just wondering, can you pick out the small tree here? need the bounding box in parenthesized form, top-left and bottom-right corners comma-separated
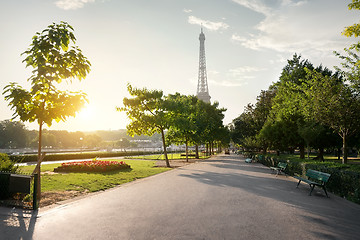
(165, 93, 199, 162)
(3, 22, 91, 200)
(118, 84, 171, 167)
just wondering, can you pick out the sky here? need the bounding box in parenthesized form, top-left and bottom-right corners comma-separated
(0, 0, 358, 132)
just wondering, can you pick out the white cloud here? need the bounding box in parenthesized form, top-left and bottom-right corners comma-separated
(231, 0, 354, 57)
(229, 66, 266, 75)
(231, 0, 271, 16)
(55, 0, 95, 10)
(208, 66, 265, 87)
(281, 0, 307, 7)
(183, 8, 192, 13)
(210, 79, 249, 87)
(188, 16, 229, 31)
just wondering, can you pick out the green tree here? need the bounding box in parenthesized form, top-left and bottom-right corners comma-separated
(343, 0, 360, 37)
(118, 84, 171, 167)
(336, 1, 360, 90)
(0, 120, 27, 148)
(231, 88, 275, 152)
(302, 69, 360, 164)
(3, 22, 91, 200)
(268, 54, 316, 158)
(267, 54, 334, 158)
(165, 93, 199, 162)
(196, 100, 226, 155)
(84, 134, 103, 148)
(297, 120, 339, 160)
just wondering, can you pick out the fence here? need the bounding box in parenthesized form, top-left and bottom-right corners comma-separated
(0, 172, 38, 210)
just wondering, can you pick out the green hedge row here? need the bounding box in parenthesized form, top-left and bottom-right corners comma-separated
(248, 153, 360, 204)
(8, 151, 160, 163)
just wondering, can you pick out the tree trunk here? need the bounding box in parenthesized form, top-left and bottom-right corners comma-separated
(307, 144, 310, 159)
(337, 147, 341, 161)
(185, 138, 189, 163)
(342, 133, 348, 164)
(262, 146, 267, 155)
(299, 145, 305, 159)
(160, 128, 170, 167)
(195, 145, 199, 159)
(36, 121, 43, 201)
(319, 147, 324, 161)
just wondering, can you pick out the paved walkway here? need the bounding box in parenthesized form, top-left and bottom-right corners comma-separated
(1, 154, 360, 239)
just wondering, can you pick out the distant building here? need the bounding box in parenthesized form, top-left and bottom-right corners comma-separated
(196, 28, 211, 103)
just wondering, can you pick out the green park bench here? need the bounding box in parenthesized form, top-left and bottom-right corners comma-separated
(270, 162, 287, 176)
(294, 169, 331, 197)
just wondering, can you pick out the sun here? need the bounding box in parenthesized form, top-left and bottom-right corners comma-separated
(78, 104, 94, 119)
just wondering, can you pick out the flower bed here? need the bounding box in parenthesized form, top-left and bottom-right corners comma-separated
(54, 159, 131, 173)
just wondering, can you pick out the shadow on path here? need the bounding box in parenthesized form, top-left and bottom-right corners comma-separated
(179, 154, 360, 240)
(0, 207, 37, 240)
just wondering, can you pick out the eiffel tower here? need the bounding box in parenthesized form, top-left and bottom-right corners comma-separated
(196, 28, 211, 103)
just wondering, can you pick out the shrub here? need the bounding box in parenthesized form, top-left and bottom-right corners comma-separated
(255, 154, 360, 204)
(0, 153, 19, 173)
(9, 151, 160, 163)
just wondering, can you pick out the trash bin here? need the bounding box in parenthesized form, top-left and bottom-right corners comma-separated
(0, 172, 10, 199)
(9, 174, 31, 194)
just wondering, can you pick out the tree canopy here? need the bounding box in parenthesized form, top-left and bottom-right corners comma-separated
(3, 21, 91, 200)
(118, 84, 171, 167)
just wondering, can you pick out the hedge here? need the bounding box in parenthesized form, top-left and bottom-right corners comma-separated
(8, 151, 161, 163)
(253, 154, 360, 204)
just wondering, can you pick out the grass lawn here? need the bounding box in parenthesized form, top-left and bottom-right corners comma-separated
(19, 159, 170, 193)
(129, 153, 210, 160)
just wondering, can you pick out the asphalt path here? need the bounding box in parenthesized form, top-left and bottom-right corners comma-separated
(1, 154, 360, 240)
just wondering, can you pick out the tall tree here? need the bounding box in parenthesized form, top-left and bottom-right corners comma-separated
(165, 93, 199, 162)
(231, 87, 275, 152)
(267, 54, 334, 158)
(118, 84, 171, 167)
(3, 22, 91, 200)
(0, 120, 27, 148)
(302, 69, 360, 164)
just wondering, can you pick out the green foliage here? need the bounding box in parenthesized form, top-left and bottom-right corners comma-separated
(9, 151, 160, 163)
(254, 154, 360, 203)
(302, 69, 360, 163)
(0, 120, 27, 148)
(118, 84, 170, 166)
(264, 55, 335, 158)
(343, 0, 360, 37)
(119, 84, 228, 164)
(165, 93, 199, 147)
(0, 153, 19, 173)
(231, 88, 275, 150)
(3, 22, 91, 127)
(119, 84, 167, 137)
(335, 43, 360, 90)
